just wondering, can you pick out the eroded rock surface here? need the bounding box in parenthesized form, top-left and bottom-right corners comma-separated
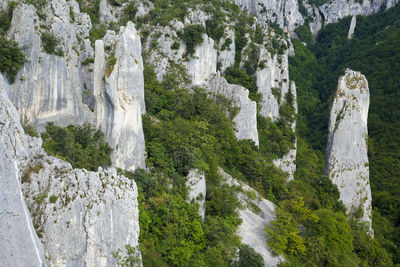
(220, 168, 283, 266)
(186, 169, 206, 220)
(325, 69, 372, 232)
(0, 74, 46, 267)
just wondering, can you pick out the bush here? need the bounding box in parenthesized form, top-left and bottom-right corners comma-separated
(182, 24, 205, 56)
(41, 122, 112, 171)
(41, 32, 63, 56)
(235, 244, 264, 267)
(0, 36, 25, 83)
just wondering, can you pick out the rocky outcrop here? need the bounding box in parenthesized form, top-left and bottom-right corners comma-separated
(319, 0, 399, 25)
(208, 74, 259, 146)
(21, 137, 141, 266)
(94, 22, 146, 171)
(5, 1, 146, 171)
(218, 28, 236, 72)
(6, 2, 93, 129)
(325, 69, 372, 232)
(0, 74, 46, 267)
(186, 169, 206, 221)
(0, 72, 142, 266)
(257, 47, 291, 121)
(187, 34, 218, 86)
(347, 16, 357, 39)
(220, 168, 283, 266)
(232, 0, 304, 33)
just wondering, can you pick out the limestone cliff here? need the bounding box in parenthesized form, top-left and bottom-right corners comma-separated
(0, 73, 141, 266)
(4, 0, 146, 171)
(220, 169, 284, 266)
(0, 74, 46, 267)
(325, 69, 372, 232)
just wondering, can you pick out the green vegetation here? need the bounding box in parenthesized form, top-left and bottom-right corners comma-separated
(41, 122, 112, 171)
(286, 3, 400, 265)
(234, 244, 264, 267)
(130, 62, 291, 265)
(22, 123, 39, 138)
(0, 36, 25, 83)
(41, 32, 64, 56)
(182, 24, 206, 56)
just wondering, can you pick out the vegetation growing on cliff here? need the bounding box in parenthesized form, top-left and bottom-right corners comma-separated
(41, 123, 112, 171)
(289, 3, 400, 264)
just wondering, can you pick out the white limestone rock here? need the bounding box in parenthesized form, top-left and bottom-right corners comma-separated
(21, 137, 141, 266)
(218, 28, 236, 72)
(187, 34, 218, 86)
(208, 74, 259, 146)
(319, 0, 399, 25)
(325, 69, 372, 233)
(220, 168, 283, 267)
(233, 0, 304, 33)
(257, 47, 291, 121)
(0, 74, 46, 267)
(348, 15, 357, 39)
(273, 82, 298, 181)
(186, 169, 206, 221)
(6, 2, 93, 129)
(145, 21, 186, 81)
(94, 22, 146, 171)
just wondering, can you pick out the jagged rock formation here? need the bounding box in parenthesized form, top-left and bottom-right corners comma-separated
(187, 34, 218, 86)
(319, 0, 399, 25)
(347, 15, 357, 39)
(0, 73, 141, 266)
(0, 74, 46, 267)
(21, 137, 141, 266)
(233, 0, 304, 32)
(220, 168, 283, 266)
(94, 22, 146, 171)
(4, 1, 146, 171)
(325, 69, 372, 232)
(186, 169, 206, 220)
(208, 74, 259, 146)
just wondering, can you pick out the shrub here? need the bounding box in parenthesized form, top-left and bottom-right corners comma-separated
(41, 122, 112, 171)
(22, 123, 39, 138)
(0, 36, 25, 83)
(182, 24, 205, 56)
(235, 244, 264, 267)
(41, 32, 63, 56)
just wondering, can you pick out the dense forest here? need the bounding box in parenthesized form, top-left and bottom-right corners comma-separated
(291, 3, 400, 264)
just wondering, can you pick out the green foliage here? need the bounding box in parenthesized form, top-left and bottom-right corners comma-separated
(234, 244, 264, 267)
(182, 24, 206, 56)
(120, 2, 137, 26)
(289, 4, 400, 264)
(76, 0, 101, 25)
(22, 162, 43, 183)
(49, 195, 58, 203)
(41, 32, 64, 56)
(41, 122, 112, 171)
(0, 1, 16, 35)
(223, 67, 260, 102)
(206, 14, 225, 43)
(89, 24, 107, 45)
(139, 62, 289, 264)
(295, 25, 313, 46)
(22, 123, 39, 138)
(0, 36, 25, 83)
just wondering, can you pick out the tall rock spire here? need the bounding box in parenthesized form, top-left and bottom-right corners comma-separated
(325, 69, 373, 234)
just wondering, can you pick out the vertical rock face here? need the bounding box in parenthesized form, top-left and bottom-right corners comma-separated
(21, 137, 141, 267)
(94, 22, 146, 171)
(6, 2, 93, 129)
(233, 0, 304, 32)
(347, 16, 357, 39)
(257, 48, 291, 121)
(319, 0, 399, 25)
(0, 75, 45, 267)
(5, 1, 146, 171)
(220, 169, 283, 266)
(325, 69, 372, 232)
(208, 74, 259, 146)
(187, 34, 218, 86)
(186, 169, 206, 221)
(218, 28, 236, 73)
